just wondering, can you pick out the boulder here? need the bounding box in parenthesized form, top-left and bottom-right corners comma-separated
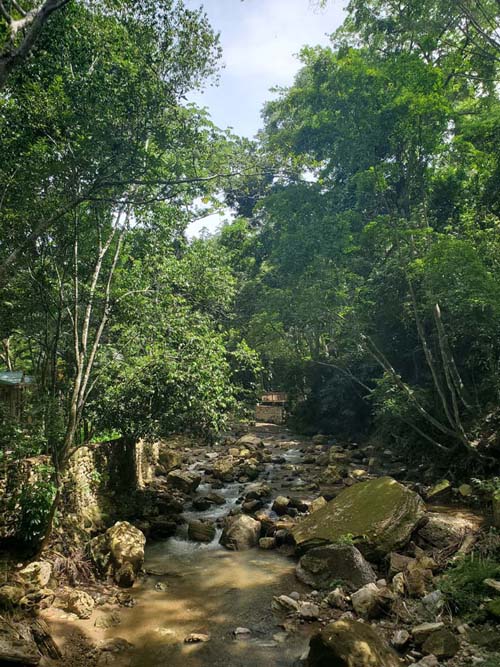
(220, 515, 261, 550)
(212, 457, 237, 482)
(157, 447, 182, 473)
(245, 483, 272, 501)
(351, 582, 392, 619)
(296, 544, 376, 591)
(319, 465, 344, 485)
(307, 619, 402, 667)
(236, 434, 263, 448)
(272, 496, 290, 516)
(417, 512, 480, 550)
(167, 470, 201, 493)
(107, 521, 146, 586)
(292, 477, 425, 559)
(205, 491, 226, 505)
(188, 520, 216, 543)
(66, 589, 95, 619)
(18, 561, 52, 589)
(240, 460, 260, 480)
(422, 629, 459, 658)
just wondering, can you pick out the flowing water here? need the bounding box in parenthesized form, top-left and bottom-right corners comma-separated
(46, 430, 314, 667)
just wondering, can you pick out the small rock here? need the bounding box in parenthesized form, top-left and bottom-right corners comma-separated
(325, 587, 347, 609)
(351, 583, 386, 618)
(426, 480, 452, 500)
(94, 612, 121, 629)
(272, 496, 290, 516)
(259, 537, 276, 550)
(272, 595, 299, 612)
(422, 589, 444, 615)
(184, 633, 210, 643)
(297, 601, 320, 620)
(391, 629, 411, 649)
(458, 483, 472, 497)
(392, 572, 406, 596)
(66, 589, 95, 619)
(234, 627, 251, 637)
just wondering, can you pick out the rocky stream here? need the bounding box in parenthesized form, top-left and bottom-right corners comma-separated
(1, 423, 498, 667)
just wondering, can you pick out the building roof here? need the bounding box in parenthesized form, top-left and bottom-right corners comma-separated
(0, 371, 34, 386)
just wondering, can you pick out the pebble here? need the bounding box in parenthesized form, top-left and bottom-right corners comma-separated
(234, 627, 251, 637)
(184, 633, 210, 643)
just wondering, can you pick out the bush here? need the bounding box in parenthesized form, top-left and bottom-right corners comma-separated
(16, 464, 57, 549)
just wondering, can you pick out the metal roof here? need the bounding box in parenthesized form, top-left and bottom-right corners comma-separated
(0, 371, 34, 386)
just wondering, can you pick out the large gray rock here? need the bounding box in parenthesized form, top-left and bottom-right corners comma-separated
(167, 470, 201, 493)
(220, 515, 261, 550)
(296, 544, 376, 590)
(307, 619, 402, 667)
(292, 476, 425, 559)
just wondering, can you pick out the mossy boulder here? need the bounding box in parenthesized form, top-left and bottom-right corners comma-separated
(307, 619, 402, 667)
(292, 476, 425, 559)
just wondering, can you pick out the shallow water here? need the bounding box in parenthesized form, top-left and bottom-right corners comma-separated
(46, 429, 313, 666)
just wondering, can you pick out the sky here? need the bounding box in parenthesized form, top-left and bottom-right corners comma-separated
(184, 0, 346, 237)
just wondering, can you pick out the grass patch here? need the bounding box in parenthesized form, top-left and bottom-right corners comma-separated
(439, 556, 500, 620)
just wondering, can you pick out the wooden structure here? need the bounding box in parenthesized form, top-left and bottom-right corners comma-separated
(255, 391, 288, 424)
(0, 371, 34, 420)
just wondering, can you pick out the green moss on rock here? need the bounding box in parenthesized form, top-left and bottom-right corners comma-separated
(292, 476, 425, 560)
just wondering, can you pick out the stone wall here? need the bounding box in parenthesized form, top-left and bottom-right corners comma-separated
(0, 438, 163, 541)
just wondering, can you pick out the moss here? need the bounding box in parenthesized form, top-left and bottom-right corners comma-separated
(292, 476, 425, 559)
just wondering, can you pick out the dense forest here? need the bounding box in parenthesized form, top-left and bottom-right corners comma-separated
(1, 1, 500, 666)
